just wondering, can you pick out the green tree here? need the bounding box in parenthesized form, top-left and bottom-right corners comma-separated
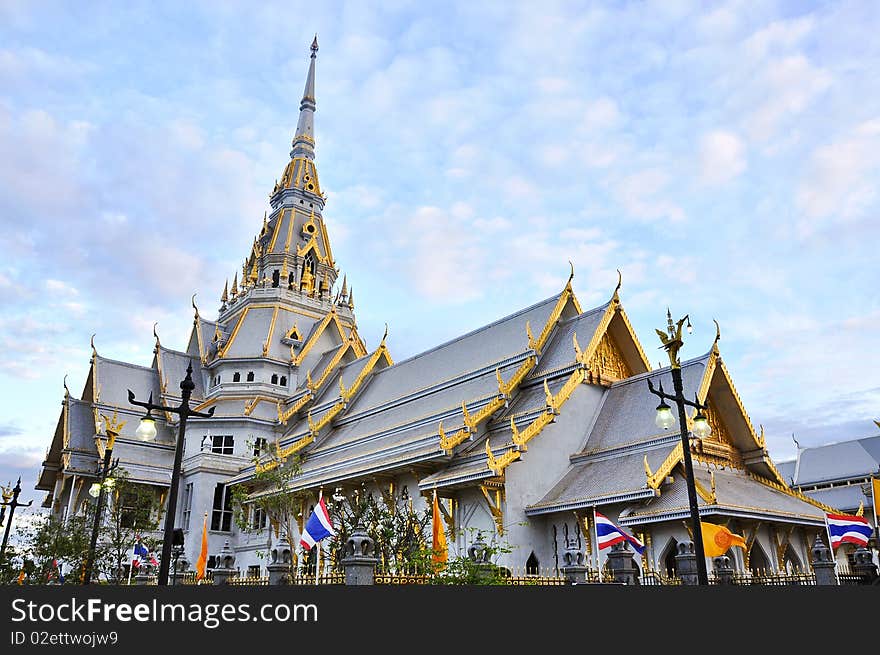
(326, 483, 432, 575)
(231, 440, 304, 579)
(100, 470, 161, 583)
(21, 512, 93, 584)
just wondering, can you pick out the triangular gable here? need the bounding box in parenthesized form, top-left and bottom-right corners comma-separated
(694, 343, 786, 485)
(577, 292, 651, 382)
(293, 308, 349, 366)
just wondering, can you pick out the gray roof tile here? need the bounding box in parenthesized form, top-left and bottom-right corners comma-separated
(792, 436, 880, 486)
(581, 355, 709, 455)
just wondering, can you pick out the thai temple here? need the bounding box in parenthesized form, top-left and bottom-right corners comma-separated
(35, 39, 839, 579)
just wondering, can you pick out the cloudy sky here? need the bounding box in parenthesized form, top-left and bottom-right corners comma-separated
(1, 1, 878, 509)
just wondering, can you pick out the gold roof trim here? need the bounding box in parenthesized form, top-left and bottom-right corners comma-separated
(268, 209, 286, 252)
(293, 310, 347, 366)
(645, 442, 683, 490)
(748, 471, 838, 513)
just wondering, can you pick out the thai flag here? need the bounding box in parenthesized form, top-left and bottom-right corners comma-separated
(595, 511, 645, 554)
(300, 496, 335, 551)
(132, 540, 152, 568)
(825, 513, 872, 549)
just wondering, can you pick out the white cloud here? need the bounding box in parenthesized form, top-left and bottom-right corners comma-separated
(699, 130, 746, 185)
(612, 169, 685, 223)
(795, 118, 880, 233)
(745, 55, 831, 143)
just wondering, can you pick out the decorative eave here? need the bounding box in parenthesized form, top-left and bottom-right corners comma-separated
(524, 488, 658, 516)
(618, 505, 827, 528)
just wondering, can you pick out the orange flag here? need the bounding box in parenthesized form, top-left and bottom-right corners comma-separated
(432, 490, 447, 567)
(17, 569, 25, 585)
(701, 521, 747, 558)
(195, 513, 209, 581)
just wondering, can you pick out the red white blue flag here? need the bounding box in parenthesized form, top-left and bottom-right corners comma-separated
(825, 513, 872, 549)
(595, 511, 645, 554)
(300, 496, 335, 551)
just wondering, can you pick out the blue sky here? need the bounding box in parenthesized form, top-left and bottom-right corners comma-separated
(1, 1, 879, 508)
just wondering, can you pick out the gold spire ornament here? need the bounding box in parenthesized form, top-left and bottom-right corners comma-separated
(230, 272, 238, 297)
(221, 280, 229, 304)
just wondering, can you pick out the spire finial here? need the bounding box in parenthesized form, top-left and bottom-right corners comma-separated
(712, 319, 721, 347)
(612, 268, 622, 302)
(191, 293, 200, 320)
(291, 36, 318, 161)
(90, 334, 98, 360)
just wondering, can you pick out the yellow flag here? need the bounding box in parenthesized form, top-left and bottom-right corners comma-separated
(431, 490, 447, 567)
(195, 513, 209, 581)
(701, 521, 747, 558)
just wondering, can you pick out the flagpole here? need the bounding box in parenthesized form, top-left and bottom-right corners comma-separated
(871, 474, 879, 562)
(823, 516, 840, 584)
(315, 488, 322, 585)
(592, 505, 601, 575)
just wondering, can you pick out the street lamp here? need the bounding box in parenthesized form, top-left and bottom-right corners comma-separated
(83, 412, 124, 585)
(128, 360, 215, 586)
(1, 478, 34, 561)
(647, 309, 711, 585)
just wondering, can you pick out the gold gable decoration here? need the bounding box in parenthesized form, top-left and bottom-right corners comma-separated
(587, 331, 632, 382)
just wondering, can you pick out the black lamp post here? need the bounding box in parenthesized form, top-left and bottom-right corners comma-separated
(128, 360, 215, 586)
(647, 309, 712, 586)
(83, 413, 124, 585)
(1, 477, 33, 561)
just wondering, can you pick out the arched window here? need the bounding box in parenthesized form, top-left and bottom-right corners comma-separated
(782, 544, 802, 572)
(280, 376, 287, 386)
(525, 552, 539, 576)
(271, 374, 278, 385)
(246, 372, 255, 382)
(660, 538, 679, 577)
(233, 372, 241, 382)
(303, 252, 316, 277)
(749, 541, 770, 574)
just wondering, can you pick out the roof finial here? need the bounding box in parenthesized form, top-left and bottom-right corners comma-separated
(791, 433, 801, 450)
(192, 293, 200, 320)
(567, 260, 574, 286)
(712, 318, 721, 348)
(380, 323, 388, 347)
(153, 322, 161, 350)
(612, 268, 622, 302)
(90, 334, 98, 360)
(291, 35, 318, 160)
(63, 374, 70, 398)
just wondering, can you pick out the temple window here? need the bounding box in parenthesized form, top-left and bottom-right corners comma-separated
(246, 371, 255, 382)
(233, 372, 241, 382)
(252, 437, 267, 457)
(526, 552, 539, 575)
(209, 435, 234, 455)
(280, 376, 287, 386)
(272, 270, 280, 288)
(210, 483, 233, 532)
(271, 374, 278, 384)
